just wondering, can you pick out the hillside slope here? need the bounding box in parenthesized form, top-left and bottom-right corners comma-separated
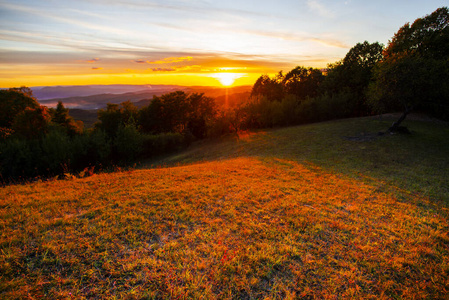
(154, 114, 449, 204)
(1, 116, 448, 299)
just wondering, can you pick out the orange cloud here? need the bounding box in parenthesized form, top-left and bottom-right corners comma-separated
(175, 65, 202, 71)
(91, 67, 103, 70)
(86, 58, 100, 63)
(147, 56, 193, 64)
(150, 67, 176, 72)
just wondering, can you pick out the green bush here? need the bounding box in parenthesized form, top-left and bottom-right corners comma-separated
(0, 138, 40, 180)
(84, 130, 111, 166)
(142, 133, 186, 157)
(114, 124, 144, 162)
(40, 129, 74, 174)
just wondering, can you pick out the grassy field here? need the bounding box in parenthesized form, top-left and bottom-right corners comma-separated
(1, 115, 448, 299)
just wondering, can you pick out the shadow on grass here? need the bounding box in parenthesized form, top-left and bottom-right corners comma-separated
(145, 115, 449, 204)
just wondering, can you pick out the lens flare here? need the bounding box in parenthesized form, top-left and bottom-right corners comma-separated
(213, 73, 240, 86)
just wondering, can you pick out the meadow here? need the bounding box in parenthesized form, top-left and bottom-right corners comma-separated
(1, 115, 448, 299)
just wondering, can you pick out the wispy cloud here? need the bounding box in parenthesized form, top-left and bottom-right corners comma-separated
(82, 0, 270, 19)
(91, 67, 103, 70)
(306, 0, 334, 18)
(147, 56, 193, 64)
(86, 58, 100, 63)
(0, 2, 132, 36)
(310, 37, 348, 48)
(240, 29, 348, 48)
(150, 67, 176, 72)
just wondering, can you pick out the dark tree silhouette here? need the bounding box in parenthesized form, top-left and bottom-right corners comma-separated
(282, 66, 324, 100)
(96, 101, 138, 139)
(250, 73, 285, 102)
(51, 101, 83, 136)
(12, 106, 51, 139)
(0, 87, 40, 129)
(322, 41, 384, 116)
(369, 7, 449, 131)
(139, 91, 215, 138)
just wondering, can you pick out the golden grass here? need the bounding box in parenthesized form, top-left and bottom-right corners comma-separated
(1, 156, 448, 299)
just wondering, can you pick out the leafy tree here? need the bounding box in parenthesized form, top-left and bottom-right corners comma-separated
(120, 100, 139, 125)
(282, 66, 324, 100)
(139, 91, 216, 138)
(96, 101, 138, 139)
(186, 92, 216, 138)
(12, 106, 51, 139)
(384, 7, 449, 60)
(96, 103, 122, 138)
(51, 101, 83, 136)
(322, 41, 384, 116)
(369, 7, 449, 131)
(250, 72, 285, 102)
(114, 123, 144, 162)
(0, 87, 39, 129)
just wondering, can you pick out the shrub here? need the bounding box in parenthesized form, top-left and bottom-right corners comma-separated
(40, 129, 74, 174)
(84, 130, 111, 166)
(0, 138, 41, 180)
(114, 124, 144, 162)
(142, 133, 186, 157)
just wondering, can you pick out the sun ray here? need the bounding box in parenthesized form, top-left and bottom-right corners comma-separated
(213, 73, 241, 87)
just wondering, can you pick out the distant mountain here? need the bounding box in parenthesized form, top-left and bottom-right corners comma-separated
(32, 84, 177, 100)
(38, 90, 175, 110)
(35, 84, 252, 110)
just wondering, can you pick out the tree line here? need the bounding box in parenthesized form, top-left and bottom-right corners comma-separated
(244, 7, 448, 130)
(1, 7, 448, 182)
(0, 88, 219, 181)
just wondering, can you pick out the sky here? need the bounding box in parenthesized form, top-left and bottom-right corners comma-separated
(0, 0, 447, 87)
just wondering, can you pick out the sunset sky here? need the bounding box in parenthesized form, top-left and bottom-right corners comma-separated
(0, 0, 447, 87)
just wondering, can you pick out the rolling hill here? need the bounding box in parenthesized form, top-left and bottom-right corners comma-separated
(1, 115, 448, 299)
(35, 85, 252, 110)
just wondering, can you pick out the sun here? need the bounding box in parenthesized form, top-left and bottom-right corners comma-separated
(213, 73, 240, 87)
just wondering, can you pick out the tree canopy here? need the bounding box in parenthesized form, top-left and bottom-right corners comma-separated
(0, 87, 40, 129)
(369, 7, 449, 129)
(384, 7, 449, 60)
(138, 91, 216, 138)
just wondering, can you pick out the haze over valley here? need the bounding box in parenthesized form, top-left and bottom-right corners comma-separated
(32, 84, 252, 110)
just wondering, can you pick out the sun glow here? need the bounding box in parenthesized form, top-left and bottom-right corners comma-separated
(213, 73, 241, 87)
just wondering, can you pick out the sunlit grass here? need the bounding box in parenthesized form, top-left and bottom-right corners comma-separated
(1, 115, 448, 298)
(159, 115, 449, 204)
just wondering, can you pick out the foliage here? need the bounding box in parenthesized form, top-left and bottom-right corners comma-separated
(40, 129, 75, 174)
(206, 109, 240, 138)
(0, 87, 39, 129)
(369, 7, 449, 127)
(0, 127, 111, 181)
(12, 106, 52, 139)
(282, 66, 324, 100)
(113, 123, 144, 162)
(50, 101, 83, 136)
(251, 68, 324, 103)
(369, 56, 449, 116)
(0, 138, 41, 179)
(138, 91, 216, 139)
(96, 101, 139, 139)
(322, 41, 384, 116)
(79, 129, 111, 167)
(142, 132, 187, 157)
(250, 73, 285, 102)
(384, 7, 449, 60)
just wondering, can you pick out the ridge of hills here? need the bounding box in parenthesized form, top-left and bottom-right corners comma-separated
(34, 84, 252, 109)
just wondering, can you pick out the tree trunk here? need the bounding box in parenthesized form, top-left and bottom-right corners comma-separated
(389, 105, 413, 133)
